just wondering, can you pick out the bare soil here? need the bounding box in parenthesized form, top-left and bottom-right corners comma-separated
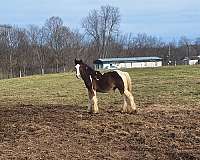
(0, 104, 200, 160)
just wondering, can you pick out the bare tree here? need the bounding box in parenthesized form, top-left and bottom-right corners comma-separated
(28, 25, 49, 75)
(194, 37, 200, 56)
(6, 26, 19, 78)
(0, 25, 12, 78)
(64, 29, 86, 70)
(15, 28, 29, 77)
(82, 5, 120, 58)
(2, 10, 200, 80)
(178, 36, 193, 58)
(45, 16, 72, 72)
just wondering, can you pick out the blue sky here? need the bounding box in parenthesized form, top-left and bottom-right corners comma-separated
(1, 0, 200, 41)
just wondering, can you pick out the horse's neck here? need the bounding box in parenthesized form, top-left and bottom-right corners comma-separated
(82, 69, 93, 86)
(88, 65, 95, 74)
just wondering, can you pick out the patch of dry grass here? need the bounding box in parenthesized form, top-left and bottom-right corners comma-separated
(0, 65, 199, 109)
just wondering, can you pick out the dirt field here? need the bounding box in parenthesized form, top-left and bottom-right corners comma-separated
(0, 104, 199, 160)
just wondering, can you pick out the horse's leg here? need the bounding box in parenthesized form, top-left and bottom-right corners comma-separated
(87, 90, 93, 113)
(124, 90, 136, 113)
(121, 94, 128, 113)
(88, 90, 99, 113)
(92, 90, 99, 113)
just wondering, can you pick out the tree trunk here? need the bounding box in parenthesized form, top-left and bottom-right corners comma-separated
(19, 69, 22, 78)
(23, 66, 26, 77)
(9, 54, 13, 78)
(56, 63, 59, 73)
(41, 68, 44, 75)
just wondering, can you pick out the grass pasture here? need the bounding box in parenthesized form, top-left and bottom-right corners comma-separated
(0, 65, 200, 159)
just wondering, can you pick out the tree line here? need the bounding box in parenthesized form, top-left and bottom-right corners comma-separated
(0, 5, 200, 79)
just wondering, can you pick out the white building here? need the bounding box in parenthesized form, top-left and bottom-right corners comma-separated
(94, 57, 162, 70)
(183, 56, 200, 65)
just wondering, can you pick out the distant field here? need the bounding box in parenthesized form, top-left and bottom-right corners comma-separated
(0, 65, 199, 108)
(0, 65, 200, 159)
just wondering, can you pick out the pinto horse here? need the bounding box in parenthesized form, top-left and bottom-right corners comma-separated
(74, 59, 136, 113)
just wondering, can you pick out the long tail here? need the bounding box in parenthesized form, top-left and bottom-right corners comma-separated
(124, 72, 132, 92)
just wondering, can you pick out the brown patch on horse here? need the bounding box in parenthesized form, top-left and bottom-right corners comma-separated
(92, 71, 125, 94)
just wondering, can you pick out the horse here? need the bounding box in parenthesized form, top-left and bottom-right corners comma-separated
(74, 59, 136, 114)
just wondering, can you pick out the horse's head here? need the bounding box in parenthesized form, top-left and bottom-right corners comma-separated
(75, 58, 100, 81)
(74, 58, 83, 79)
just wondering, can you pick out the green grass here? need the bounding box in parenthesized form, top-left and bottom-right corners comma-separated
(0, 65, 200, 108)
(130, 65, 200, 107)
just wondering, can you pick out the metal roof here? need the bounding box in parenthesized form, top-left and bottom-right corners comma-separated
(94, 56, 162, 63)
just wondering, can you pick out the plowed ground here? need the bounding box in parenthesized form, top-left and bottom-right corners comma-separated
(0, 104, 199, 160)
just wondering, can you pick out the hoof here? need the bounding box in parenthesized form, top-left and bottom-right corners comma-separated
(93, 110, 99, 114)
(121, 109, 128, 113)
(87, 110, 99, 114)
(128, 109, 137, 114)
(121, 108, 137, 114)
(87, 110, 92, 113)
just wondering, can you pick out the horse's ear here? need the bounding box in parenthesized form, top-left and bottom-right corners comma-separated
(74, 58, 83, 64)
(75, 58, 80, 64)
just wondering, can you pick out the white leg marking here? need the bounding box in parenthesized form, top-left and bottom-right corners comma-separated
(92, 90, 99, 113)
(124, 90, 136, 111)
(122, 94, 128, 113)
(88, 90, 98, 113)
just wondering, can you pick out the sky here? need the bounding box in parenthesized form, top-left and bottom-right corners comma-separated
(0, 0, 200, 42)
